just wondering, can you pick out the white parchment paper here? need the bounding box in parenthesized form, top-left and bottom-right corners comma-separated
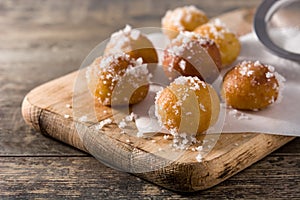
(135, 32, 300, 137)
(222, 32, 300, 136)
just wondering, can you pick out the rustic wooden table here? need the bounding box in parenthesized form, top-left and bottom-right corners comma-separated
(1, 0, 299, 199)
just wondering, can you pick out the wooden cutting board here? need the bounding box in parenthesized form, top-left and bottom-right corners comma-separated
(21, 9, 295, 192)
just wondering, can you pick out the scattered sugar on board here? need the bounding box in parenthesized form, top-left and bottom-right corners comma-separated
(179, 60, 186, 71)
(94, 118, 113, 130)
(125, 112, 137, 121)
(196, 153, 203, 162)
(196, 146, 203, 151)
(118, 121, 127, 129)
(169, 131, 199, 150)
(136, 131, 144, 137)
(163, 134, 170, 140)
(115, 112, 139, 134)
(64, 114, 70, 119)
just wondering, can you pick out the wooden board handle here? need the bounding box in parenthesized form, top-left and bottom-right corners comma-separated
(22, 95, 88, 152)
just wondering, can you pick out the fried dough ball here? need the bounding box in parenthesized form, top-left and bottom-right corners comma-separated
(163, 31, 222, 81)
(104, 25, 158, 64)
(194, 20, 240, 66)
(222, 61, 285, 110)
(155, 76, 220, 137)
(86, 53, 150, 106)
(161, 5, 209, 40)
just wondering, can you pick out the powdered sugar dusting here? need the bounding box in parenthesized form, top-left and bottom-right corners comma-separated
(169, 130, 198, 150)
(239, 60, 255, 77)
(198, 19, 234, 41)
(107, 25, 143, 54)
(239, 61, 285, 105)
(169, 31, 213, 56)
(163, 134, 170, 140)
(196, 153, 203, 162)
(154, 76, 209, 145)
(162, 5, 207, 31)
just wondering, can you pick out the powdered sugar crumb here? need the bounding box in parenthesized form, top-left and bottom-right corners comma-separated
(199, 103, 206, 112)
(228, 109, 251, 120)
(168, 31, 213, 58)
(186, 112, 192, 116)
(162, 5, 207, 31)
(107, 25, 143, 55)
(179, 60, 186, 71)
(196, 145, 203, 151)
(64, 114, 70, 119)
(94, 118, 113, 130)
(196, 153, 203, 162)
(163, 134, 170, 140)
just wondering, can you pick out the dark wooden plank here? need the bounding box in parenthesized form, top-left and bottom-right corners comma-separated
(0, 156, 299, 199)
(273, 137, 300, 155)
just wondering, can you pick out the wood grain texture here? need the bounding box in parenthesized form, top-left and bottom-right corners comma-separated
(0, 156, 299, 199)
(21, 8, 295, 192)
(1, 0, 299, 198)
